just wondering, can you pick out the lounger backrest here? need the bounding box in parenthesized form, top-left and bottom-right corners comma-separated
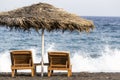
(48, 51, 70, 68)
(10, 50, 33, 67)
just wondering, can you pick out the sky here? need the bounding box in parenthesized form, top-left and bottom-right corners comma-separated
(0, 0, 120, 17)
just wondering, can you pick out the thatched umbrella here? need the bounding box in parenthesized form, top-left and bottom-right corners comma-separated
(0, 2, 94, 76)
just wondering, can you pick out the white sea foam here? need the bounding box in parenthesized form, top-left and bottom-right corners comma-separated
(0, 45, 120, 73)
(0, 51, 11, 72)
(72, 46, 120, 72)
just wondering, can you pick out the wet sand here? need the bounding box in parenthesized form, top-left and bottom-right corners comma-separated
(1, 72, 120, 80)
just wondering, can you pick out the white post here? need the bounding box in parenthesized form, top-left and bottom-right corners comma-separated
(41, 29, 44, 77)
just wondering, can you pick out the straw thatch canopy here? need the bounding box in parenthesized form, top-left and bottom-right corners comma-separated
(0, 2, 94, 32)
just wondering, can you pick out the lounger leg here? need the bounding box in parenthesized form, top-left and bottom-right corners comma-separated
(48, 70, 51, 77)
(12, 69, 15, 77)
(51, 70, 53, 75)
(31, 68, 34, 77)
(34, 66, 36, 75)
(68, 70, 71, 77)
(70, 70, 72, 76)
(15, 69, 17, 75)
(70, 65, 72, 76)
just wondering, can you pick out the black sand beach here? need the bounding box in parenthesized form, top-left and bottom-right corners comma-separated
(1, 72, 120, 80)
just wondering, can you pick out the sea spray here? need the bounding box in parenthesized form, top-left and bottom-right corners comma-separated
(72, 46, 120, 72)
(0, 51, 11, 72)
(0, 45, 120, 72)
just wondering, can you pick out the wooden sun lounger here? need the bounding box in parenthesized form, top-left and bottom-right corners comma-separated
(10, 50, 35, 77)
(48, 51, 72, 77)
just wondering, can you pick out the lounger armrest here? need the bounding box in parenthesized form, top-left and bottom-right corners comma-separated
(50, 57, 52, 67)
(29, 59, 32, 66)
(70, 64, 72, 68)
(66, 61, 68, 68)
(13, 58, 15, 65)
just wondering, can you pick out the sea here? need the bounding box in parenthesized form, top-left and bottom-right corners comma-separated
(0, 16, 120, 72)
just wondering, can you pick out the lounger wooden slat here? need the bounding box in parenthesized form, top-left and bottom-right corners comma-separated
(10, 50, 35, 77)
(48, 51, 72, 77)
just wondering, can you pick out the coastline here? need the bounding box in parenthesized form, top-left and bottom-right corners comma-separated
(1, 72, 120, 80)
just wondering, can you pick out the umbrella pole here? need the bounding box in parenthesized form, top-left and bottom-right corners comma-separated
(41, 29, 44, 77)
